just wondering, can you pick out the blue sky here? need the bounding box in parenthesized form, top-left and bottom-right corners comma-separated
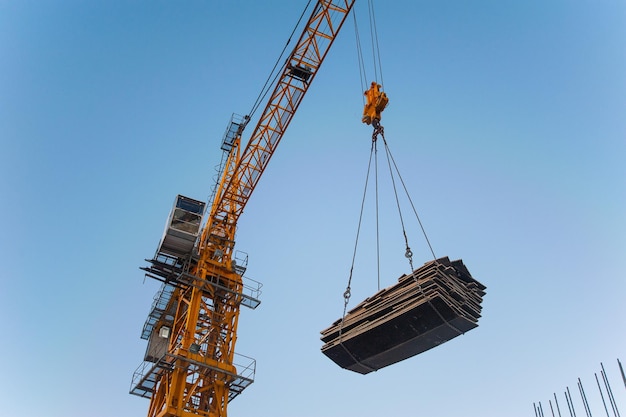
(1, 1, 625, 417)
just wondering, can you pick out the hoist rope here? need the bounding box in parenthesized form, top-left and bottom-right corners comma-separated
(367, 0, 385, 88)
(247, 0, 313, 119)
(338, 130, 459, 369)
(380, 135, 437, 260)
(342, 128, 438, 311)
(353, 0, 385, 101)
(380, 134, 414, 271)
(379, 131, 462, 337)
(341, 140, 377, 319)
(342, 0, 395, 313)
(338, 140, 378, 374)
(337, 1, 454, 362)
(351, 8, 368, 98)
(374, 138, 381, 290)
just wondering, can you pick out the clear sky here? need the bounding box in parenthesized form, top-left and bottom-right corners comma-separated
(1, 1, 625, 417)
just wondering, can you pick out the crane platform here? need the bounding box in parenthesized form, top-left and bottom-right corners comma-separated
(320, 257, 486, 374)
(130, 347, 256, 402)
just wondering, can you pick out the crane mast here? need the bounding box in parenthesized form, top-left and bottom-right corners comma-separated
(131, 2, 355, 417)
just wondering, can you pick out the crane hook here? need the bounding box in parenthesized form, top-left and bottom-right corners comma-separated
(361, 82, 388, 142)
(371, 118, 384, 142)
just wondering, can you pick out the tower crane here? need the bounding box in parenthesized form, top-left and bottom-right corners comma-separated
(131, 0, 487, 413)
(130, 1, 356, 416)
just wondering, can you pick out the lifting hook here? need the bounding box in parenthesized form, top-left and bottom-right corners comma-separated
(371, 118, 384, 142)
(361, 81, 389, 142)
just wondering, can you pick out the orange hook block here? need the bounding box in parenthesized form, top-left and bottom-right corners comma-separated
(361, 81, 389, 125)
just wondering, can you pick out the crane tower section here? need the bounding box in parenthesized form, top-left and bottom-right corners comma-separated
(130, 2, 355, 417)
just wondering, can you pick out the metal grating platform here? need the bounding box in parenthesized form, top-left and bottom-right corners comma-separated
(320, 257, 486, 374)
(130, 348, 256, 401)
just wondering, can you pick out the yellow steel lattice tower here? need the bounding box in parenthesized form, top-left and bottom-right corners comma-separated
(131, 2, 355, 416)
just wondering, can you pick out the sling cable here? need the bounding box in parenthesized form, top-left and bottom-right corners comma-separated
(319, 0, 486, 375)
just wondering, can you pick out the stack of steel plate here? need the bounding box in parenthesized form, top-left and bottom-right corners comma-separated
(320, 257, 486, 374)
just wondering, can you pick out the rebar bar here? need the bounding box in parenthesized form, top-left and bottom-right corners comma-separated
(567, 386, 578, 417)
(602, 363, 621, 417)
(578, 378, 592, 417)
(618, 359, 626, 391)
(555, 392, 563, 417)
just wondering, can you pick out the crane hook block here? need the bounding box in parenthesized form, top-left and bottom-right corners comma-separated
(361, 81, 389, 125)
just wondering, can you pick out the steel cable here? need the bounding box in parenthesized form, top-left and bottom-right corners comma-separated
(247, 1, 313, 119)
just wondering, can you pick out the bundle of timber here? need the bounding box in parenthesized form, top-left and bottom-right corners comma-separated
(320, 257, 486, 374)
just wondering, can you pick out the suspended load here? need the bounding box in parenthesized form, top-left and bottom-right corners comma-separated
(320, 257, 486, 374)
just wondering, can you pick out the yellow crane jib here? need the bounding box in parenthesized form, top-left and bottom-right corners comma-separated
(361, 81, 389, 127)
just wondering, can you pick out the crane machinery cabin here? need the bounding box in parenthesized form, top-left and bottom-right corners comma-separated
(130, 1, 486, 416)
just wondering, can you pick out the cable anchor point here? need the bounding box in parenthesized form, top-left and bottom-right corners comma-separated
(405, 246, 414, 271)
